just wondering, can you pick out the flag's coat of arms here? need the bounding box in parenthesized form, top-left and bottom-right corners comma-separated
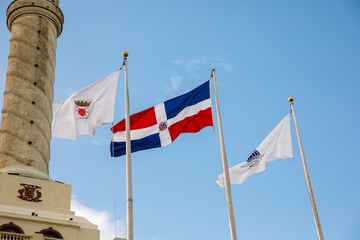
(159, 122, 167, 131)
(216, 113, 293, 187)
(111, 81, 213, 157)
(243, 150, 262, 168)
(74, 100, 91, 118)
(53, 70, 120, 140)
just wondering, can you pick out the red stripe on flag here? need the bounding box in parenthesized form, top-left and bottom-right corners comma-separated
(168, 108, 213, 142)
(112, 107, 157, 133)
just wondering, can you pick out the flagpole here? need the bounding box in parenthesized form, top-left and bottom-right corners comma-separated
(124, 51, 134, 240)
(212, 69, 238, 240)
(289, 97, 324, 240)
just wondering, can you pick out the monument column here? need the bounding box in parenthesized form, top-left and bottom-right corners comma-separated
(0, 0, 64, 179)
(0, 3, 100, 240)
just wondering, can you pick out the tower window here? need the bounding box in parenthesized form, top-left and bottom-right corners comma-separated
(0, 222, 24, 234)
(39, 228, 63, 239)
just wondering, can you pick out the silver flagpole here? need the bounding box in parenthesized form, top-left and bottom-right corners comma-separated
(124, 51, 134, 240)
(212, 69, 238, 240)
(289, 97, 324, 240)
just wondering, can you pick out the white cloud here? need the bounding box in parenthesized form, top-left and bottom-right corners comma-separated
(163, 57, 231, 98)
(90, 137, 107, 146)
(169, 75, 182, 92)
(183, 59, 203, 72)
(171, 59, 204, 72)
(171, 57, 233, 74)
(71, 196, 126, 240)
(218, 62, 233, 71)
(171, 60, 183, 66)
(163, 71, 183, 95)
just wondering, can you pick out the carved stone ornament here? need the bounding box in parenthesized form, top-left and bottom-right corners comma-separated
(18, 183, 42, 202)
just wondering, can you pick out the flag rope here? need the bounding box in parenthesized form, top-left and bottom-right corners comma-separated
(289, 108, 295, 163)
(209, 72, 225, 178)
(111, 122, 117, 238)
(111, 65, 124, 238)
(209, 72, 216, 127)
(213, 126, 224, 178)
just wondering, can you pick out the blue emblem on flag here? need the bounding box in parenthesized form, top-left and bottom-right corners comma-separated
(244, 150, 262, 168)
(247, 150, 261, 163)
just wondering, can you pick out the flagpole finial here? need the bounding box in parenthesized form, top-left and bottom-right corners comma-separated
(288, 96, 294, 102)
(123, 51, 129, 58)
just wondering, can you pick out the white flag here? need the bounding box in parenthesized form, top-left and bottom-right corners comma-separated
(52, 70, 120, 140)
(216, 113, 293, 187)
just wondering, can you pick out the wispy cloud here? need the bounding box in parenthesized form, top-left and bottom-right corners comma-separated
(171, 59, 203, 72)
(218, 62, 233, 72)
(171, 57, 233, 74)
(171, 60, 183, 66)
(163, 71, 183, 95)
(90, 137, 108, 146)
(168, 75, 182, 93)
(161, 57, 231, 100)
(71, 196, 126, 240)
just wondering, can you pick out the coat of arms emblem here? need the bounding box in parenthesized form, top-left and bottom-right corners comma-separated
(18, 184, 42, 202)
(159, 122, 167, 131)
(74, 100, 91, 118)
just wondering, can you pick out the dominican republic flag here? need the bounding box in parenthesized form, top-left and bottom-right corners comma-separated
(110, 81, 213, 157)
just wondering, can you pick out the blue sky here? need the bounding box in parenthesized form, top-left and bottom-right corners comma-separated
(0, 0, 359, 239)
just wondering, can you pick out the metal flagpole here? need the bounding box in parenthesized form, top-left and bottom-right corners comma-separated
(289, 97, 324, 240)
(111, 123, 117, 238)
(124, 51, 134, 240)
(212, 69, 238, 240)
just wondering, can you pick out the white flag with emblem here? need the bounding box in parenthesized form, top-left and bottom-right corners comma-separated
(52, 70, 120, 140)
(216, 113, 293, 187)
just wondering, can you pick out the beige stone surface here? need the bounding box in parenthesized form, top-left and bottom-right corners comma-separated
(0, 0, 64, 176)
(0, 174, 99, 240)
(0, 173, 70, 212)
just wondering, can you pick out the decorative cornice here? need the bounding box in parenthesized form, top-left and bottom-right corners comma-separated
(7, 0, 64, 37)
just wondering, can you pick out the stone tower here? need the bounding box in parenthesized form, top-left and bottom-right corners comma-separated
(0, 1, 100, 239)
(0, 0, 63, 179)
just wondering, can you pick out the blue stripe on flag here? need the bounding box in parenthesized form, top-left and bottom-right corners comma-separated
(110, 133, 161, 157)
(164, 81, 210, 119)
